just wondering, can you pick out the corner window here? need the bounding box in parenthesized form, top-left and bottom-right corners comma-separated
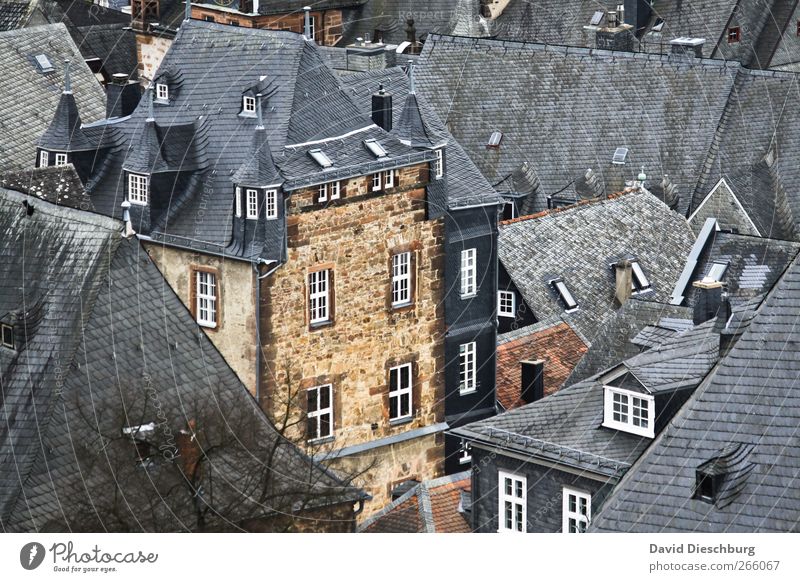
(242, 95, 256, 114)
(128, 173, 149, 205)
(266, 189, 278, 220)
(371, 173, 382, 192)
(728, 26, 741, 43)
(391, 251, 412, 308)
(460, 248, 477, 298)
(498, 290, 515, 317)
(389, 362, 413, 422)
(194, 270, 218, 328)
(55, 153, 68, 166)
(235, 187, 242, 218)
(383, 169, 395, 189)
(155, 83, 168, 101)
(498, 471, 526, 533)
(602, 386, 655, 438)
(1, 323, 14, 349)
(308, 269, 332, 325)
(459, 342, 476, 394)
(562, 487, 591, 533)
(433, 148, 444, 179)
(307, 384, 333, 441)
(39, 150, 49, 167)
(246, 188, 259, 219)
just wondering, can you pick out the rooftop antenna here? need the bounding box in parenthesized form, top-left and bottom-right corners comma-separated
(63, 59, 71, 94)
(184, 0, 191, 22)
(303, 6, 312, 40)
(407, 60, 415, 94)
(256, 93, 264, 129)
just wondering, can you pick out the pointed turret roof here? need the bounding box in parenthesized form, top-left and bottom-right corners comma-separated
(392, 62, 446, 149)
(38, 60, 94, 153)
(232, 94, 282, 187)
(122, 88, 168, 174)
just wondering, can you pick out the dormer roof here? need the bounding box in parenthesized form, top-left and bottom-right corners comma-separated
(232, 97, 282, 188)
(37, 60, 94, 153)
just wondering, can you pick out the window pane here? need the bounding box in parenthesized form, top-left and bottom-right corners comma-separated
(320, 412, 331, 438)
(320, 385, 331, 409)
(307, 388, 318, 413)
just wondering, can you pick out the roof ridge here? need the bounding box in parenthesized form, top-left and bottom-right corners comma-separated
(499, 188, 635, 226)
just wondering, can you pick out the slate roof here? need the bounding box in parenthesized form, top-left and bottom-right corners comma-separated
(340, 0, 456, 45)
(358, 471, 471, 533)
(0, 164, 93, 210)
(0, 0, 37, 31)
(498, 190, 695, 343)
(566, 298, 693, 385)
(496, 321, 588, 410)
(338, 65, 502, 209)
(0, 187, 363, 532)
(591, 254, 800, 532)
(0, 23, 107, 171)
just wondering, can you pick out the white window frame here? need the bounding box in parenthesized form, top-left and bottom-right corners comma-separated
(433, 148, 444, 179)
(330, 181, 341, 200)
(235, 186, 242, 218)
(459, 341, 476, 394)
(391, 251, 412, 308)
(630, 260, 651, 293)
(498, 471, 526, 533)
(460, 248, 477, 298)
(308, 269, 331, 325)
(39, 150, 49, 166)
(551, 279, 578, 312)
(156, 83, 169, 101)
(128, 173, 149, 205)
(243, 95, 256, 114)
(55, 153, 68, 166)
(389, 362, 413, 422)
(562, 487, 591, 533)
(383, 169, 395, 188)
(602, 386, 655, 438)
(459, 441, 472, 465)
(1, 323, 14, 348)
(371, 173, 382, 191)
(266, 189, 277, 220)
(195, 270, 217, 328)
(246, 188, 259, 219)
(498, 290, 515, 317)
(318, 182, 328, 202)
(307, 383, 333, 441)
(308, 15, 317, 39)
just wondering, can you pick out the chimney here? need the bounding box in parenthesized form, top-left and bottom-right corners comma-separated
(520, 360, 544, 404)
(184, 0, 191, 21)
(106, 73, 142, 118)
(371, 84, 392, 131)
(624, 0, 653, 35)
(121, 201, 136, 238)
(670, 37, 705, 58)
(303, 6, 312, 40)
(607, 10, 619, 27)
(692, 280, 724, 325)
(615, 259, 633, 306)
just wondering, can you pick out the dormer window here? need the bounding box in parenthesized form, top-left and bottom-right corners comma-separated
(246, 188, 259, 219)
(243, 95, 256, 115)
(128, 173, 149, 205)
(728, 27, 741, 44)
(39, 150, 49, 167)
(156, 83, 169, 101)
(1, 323, 14, 349)
(433, 148, 444, 179)
(266, 189, 277, 220)
(693, 443, 755, 506)
(602, 386, 655, 438)
(550, 278, 578, 312)
(54, 153, 68, 167)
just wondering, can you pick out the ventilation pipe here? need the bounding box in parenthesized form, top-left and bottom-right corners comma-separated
(303, 6, 312, 40)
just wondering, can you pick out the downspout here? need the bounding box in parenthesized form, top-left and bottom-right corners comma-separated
(492, 203, 501, 412)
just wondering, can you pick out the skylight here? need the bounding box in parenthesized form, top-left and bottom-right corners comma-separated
(590, 11, 604, 26)
(612, 147, 629, 165)
(705, 261, 728, 283)
(652, 18, 665, 32)
(487, 131, 503, 148)
(551, 279, 578, 312)
(631, 260, 651, 292)
(308, 149, 333, 168)
(364, 138, 387, 158)
(34, 54, 54, 74)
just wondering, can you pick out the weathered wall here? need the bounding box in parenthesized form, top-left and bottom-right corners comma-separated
(143, 243, 258, 393)
(188, 8, 343, 45)
(261, 162, 446, 505)
(135, 32, 173, 87)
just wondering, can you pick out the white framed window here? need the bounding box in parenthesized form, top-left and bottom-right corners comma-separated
(460, 248, 477, 297)
(498, 290, 515, 317)
(318, 182, 328, 202)
(128, 173, 149, 205)
(246, 188, 259, 219)
(459, 441, 472, 465)
(308, 269, 331, 325)
(562, 487, 591, 533)
(266, 189, 277, 219)
(383, 169, 395, 188)
(391, 251, 412, 307)
(235, 186, 242, 217)
(498, 471, 526, 533)
(459, 341, 476, 394)
(156, 83, 168, 101)
(389, 362, 413, 421)
(243, 95, 256, 114)
(330, 181, 341, 200)
(371, 173, 382, 191)
(433, 148, 444, 179)
(39, 150, 49, 166)
(195, 270, 217, 328)
(308, 15, 317, 39)
(602, 386, 655, 438)
(55, 153, 68, 166)
(307, 384, 333, 441)
(1, 323, 14, 348)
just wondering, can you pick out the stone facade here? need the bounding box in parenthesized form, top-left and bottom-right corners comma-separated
(135, 32, 173, 87)
(143, 243, 258, 393)
(189, 7, 344, 45)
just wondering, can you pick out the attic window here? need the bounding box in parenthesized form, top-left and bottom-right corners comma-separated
(364, 138, 387, 158)
(550, 278, 578, 312)
(155, 83, 169, 101)
(487, 131, 503, 148)
(242, 95, 256, 115)
(589, 11, 603, 26)
(34, 54, 54, 73)
(309, 149, 332, 168)
(128, 173, 149, 205)
(728, 27, 741, 43)
(612, 147, 628, 165)
(630, 260, 651, 292)
(602, 386, 655, 438)
(693, 443, 755, 507)
(704, 261, 728, 283)
(1, 323, 14, 349)
(652, 18, 665, 32)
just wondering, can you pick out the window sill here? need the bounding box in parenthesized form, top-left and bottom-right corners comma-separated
(128, 199, 148, 206)
(460, 293, 477, 300)
(309, 320, 333, 331)
(154, 99, 169, 105)
(197, 321, 218, 330)
(459, 389, 477, 396)
(390, 302, 415, 312)
(498, 312, 515, 318)
(389, 416, 414, 427)
(307, 435, 335, 446)
(239, 111, 257, 118)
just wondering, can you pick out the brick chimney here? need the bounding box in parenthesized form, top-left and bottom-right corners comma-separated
(692, 280, 724, 325)
(615, 259, 633, 306)
(520, 360, 544, 404)
(371, 84, 392, 131)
